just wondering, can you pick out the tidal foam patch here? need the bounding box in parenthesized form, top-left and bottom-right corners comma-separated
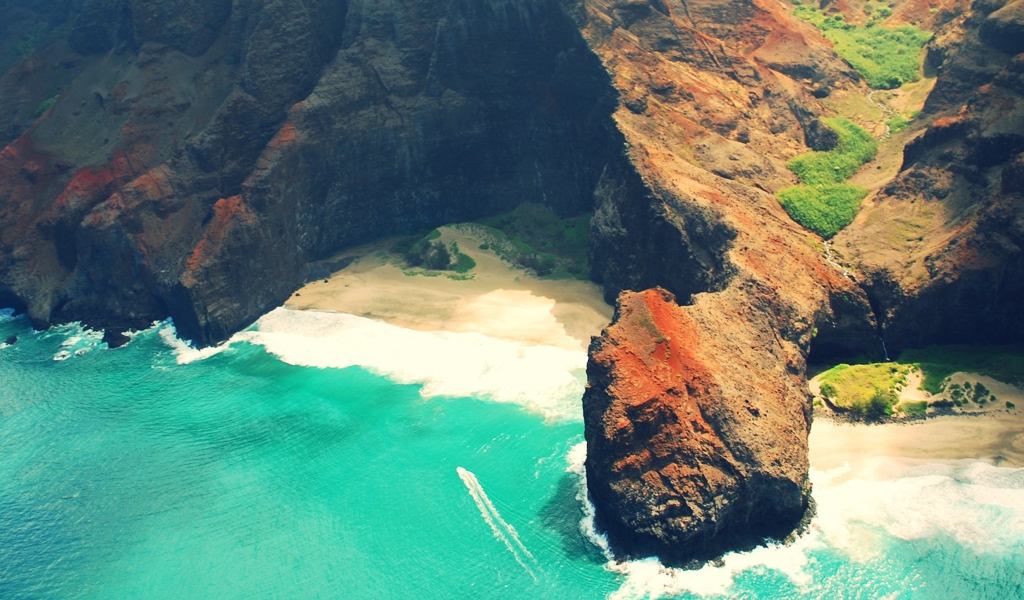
(234, 308, 587, 421)
(158, 324, 233, 365)
(570, 443, 1024, 600)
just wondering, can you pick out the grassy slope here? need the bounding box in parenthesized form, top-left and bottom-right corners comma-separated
(818, 362, 911, 417)
(777, 118, 877, 238)
(793, 6, 933, 89)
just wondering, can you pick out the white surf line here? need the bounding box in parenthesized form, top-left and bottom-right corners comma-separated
(456, 467, 537, 579)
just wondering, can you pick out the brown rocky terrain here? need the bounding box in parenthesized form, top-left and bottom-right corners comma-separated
(0, 0, 1020, 569)
(836, 0, 1024, 351)
(584, 288, 814, 565)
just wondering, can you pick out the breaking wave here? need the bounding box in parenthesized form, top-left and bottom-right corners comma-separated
(566, 443, 1024, 599)
(229, 308, 588, 421)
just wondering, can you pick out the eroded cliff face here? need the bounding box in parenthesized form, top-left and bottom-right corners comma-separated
(835, 0, 1024, 351)
(0, 0, 619, 344)
(584, 288, 813, 565)
(568, 0, 879, 564)
(1, 0, 1020, 570)
(576, 0, 1022, 565)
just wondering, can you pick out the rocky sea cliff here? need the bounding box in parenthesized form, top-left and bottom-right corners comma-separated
(1, 0, 1022, 567)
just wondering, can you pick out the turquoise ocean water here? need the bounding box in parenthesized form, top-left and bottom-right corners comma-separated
(1, 307, 1023, 599)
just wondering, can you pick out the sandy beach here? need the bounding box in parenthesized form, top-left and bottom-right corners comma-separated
(285, 226, 614, 352)
(810, 369, 1024, 469)
(289, 227, 1023, 468)
(811, 410, 1024, 470)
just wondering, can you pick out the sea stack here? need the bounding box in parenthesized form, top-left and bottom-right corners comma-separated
(583, 288, 813, 566)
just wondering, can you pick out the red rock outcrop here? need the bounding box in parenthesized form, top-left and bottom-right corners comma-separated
(572, 0, 874, 563)
(585, 288, 813, 565)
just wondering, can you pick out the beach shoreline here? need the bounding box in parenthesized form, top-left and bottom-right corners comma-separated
(286, 226, 1023, 469)
(285, 226, 614, 352)
(810, 408, 1024, 469)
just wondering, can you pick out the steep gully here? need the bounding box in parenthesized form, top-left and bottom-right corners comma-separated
(1, 0, 1020, 568)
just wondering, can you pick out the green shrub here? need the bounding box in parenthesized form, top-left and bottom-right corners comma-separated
(861, 388, 897, 420)
(1008, 401, 1016, 410)
(787, 118, 878, 186)
(899, 400, 928, 416)
(392, 235, 452, 270)
(794, 6, 932, 89)
(778, 184, 868, 238)
(422, 241, 452, 270)
(31, 95, 58, 119)
(887, 114, 913, 133)
(14, 22, 48, 58)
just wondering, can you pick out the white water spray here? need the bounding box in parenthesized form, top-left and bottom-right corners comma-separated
(457, 467, 537, 579)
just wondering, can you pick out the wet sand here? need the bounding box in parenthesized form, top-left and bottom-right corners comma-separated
(285, 226, 613, 352)
(811, 410, 1024, 469)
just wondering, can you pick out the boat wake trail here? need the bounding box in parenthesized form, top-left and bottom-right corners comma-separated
(457, 467, 537, 579)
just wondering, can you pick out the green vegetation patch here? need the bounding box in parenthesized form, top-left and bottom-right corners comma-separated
(788, 118, 878, 185)
(31, 95, 59, 119)
(819, 362, 912, 419)
(449, 242, 476, 273)
(945, 381, 995, 407)
(777, 118, 876, 238)
(473, 203, 591, 279)
(778, 184, 868, 239)
(898, 345, 1024, 394)
(391, 230, 474, 274)
(793, 6, 933, 89)
(886, 111, 918, 134)
(898, 400, 929, 416)
(14, 21, 49, 58)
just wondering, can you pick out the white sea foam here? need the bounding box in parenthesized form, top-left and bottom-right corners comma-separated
(567, 443, 1024, 600)
(49, 325, 103, 361)
(233, 308, 587, 421)
(0, 308, 14, 322)
(457, 467, 537, 579)
(812, 459, 1024, 558)
(158, 322, 234, 364)
(566, 442, 611, 556)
